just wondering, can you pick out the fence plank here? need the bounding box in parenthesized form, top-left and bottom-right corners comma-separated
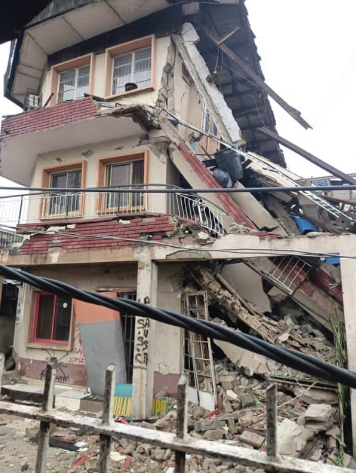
(266, 383, 277, 458)
(35, 358, 57, 473)
(175, 376, 187, 472)
(99, 364, 116, 473)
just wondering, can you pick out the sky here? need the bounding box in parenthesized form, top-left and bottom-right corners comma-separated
(1, 0, 356, 180)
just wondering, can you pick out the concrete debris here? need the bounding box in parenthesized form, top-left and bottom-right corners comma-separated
(300, 404, 335, 431)
(238, 431, 265, 448)
(293, 387, 338, 405)
(194, 418, 226, 432)
(277, 419, 314, 457)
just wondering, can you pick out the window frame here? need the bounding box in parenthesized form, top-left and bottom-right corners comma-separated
(40, 161, 87, 220)
(57, 64, 91, 103)
(111, 46, 152, 96)
(50, 54, 94, 106)
(104, 35, 156, 99)
(97, 151, 149, 214)
(199, 103, 221, 155)
(29, 291, 75, 350)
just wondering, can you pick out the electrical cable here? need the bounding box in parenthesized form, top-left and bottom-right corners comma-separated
(0, 264, 355, 389)
(4, 222, 356, 260)
(0, 184, 354, 194)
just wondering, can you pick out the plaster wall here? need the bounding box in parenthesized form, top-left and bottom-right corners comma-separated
(13, 263, 137, 386)
(41, 37, 171, 107)
(26, 132, 171, 222)
(13, 262, 184, 391)
(154, 263, 184, 396)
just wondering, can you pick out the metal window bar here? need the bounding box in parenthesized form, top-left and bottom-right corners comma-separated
(117, 292, 137, 383)
(0, 358, 351, 473)
(184, 292, 217, 405)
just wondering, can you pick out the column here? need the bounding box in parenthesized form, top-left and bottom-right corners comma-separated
(131, 250, 158, 419)
(340, 238, 356, 456)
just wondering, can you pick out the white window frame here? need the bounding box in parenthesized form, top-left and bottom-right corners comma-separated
(57, 65, 90, 103)
(111, 46, 152, 95)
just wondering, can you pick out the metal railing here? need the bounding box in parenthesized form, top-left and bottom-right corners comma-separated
(0, 227, 25, 248)
(0, 187, 226, 237)
(0, 358, 350, 473)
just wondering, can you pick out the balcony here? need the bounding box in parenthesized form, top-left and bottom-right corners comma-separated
(0, 187, 227, 249)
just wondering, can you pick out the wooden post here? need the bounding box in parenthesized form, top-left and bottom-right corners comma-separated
(0, 353, 4, 394)
(35, 358, 57, 473)
(175, 376, 188, 473)
(98, 364, 116, 473)
(266, 383, 277, 458)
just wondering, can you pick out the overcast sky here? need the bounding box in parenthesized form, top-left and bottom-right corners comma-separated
(1, 0, 356, 181)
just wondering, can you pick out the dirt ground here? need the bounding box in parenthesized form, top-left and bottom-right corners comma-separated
(0, 413, 99, 473)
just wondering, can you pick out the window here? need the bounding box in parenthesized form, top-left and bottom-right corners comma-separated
(198, 104, 220, 155)
(33, 292, 72, 344)
(97, 152, 148, 214)
(48, 169, 82, 216)
(50, 54, 93, 106)
(112, 47, 151, 95)
(105, 159, 144, 209)
(203, 104, 218, 136)
(58, 65, 90, 103)
(105, 36, 155, 98)
(118, 292, 137, 383)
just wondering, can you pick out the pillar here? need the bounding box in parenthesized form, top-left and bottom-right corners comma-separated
(131, 250, 158, 419)
(340, 244, 356, 456)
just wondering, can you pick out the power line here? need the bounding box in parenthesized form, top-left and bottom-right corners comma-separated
(0, 264, 354, 388)
(6, 223, 356, 260)
(0, 184, 354, 194)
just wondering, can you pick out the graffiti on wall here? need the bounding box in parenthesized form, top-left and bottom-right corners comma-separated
(67, 332, 86, 366)
(134, 317, 150, 368)
(40, 364, 69, 384)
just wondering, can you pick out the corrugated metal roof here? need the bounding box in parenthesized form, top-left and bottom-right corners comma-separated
(27, 0, 103, 27)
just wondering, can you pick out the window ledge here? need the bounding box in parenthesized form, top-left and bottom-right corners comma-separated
(105, 85, 154, 101)
(27, 342, 72, 352)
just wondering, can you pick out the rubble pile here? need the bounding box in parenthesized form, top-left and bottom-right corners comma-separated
(190, 266, 337, 363)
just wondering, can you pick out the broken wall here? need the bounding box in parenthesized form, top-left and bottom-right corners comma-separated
(222, 262, 271, 313)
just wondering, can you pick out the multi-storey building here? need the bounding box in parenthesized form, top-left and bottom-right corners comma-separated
(0, 0, 351, 422)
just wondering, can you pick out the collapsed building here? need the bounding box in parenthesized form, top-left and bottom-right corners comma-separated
(0, 0, 356, 468)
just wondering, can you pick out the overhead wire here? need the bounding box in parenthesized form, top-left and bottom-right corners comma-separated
(0, 184, 355, 194)
(0, 263, 354, 388)
(3, 222, 355, 261)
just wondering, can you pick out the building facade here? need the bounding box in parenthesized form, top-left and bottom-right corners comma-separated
(0, 0, 350, 422)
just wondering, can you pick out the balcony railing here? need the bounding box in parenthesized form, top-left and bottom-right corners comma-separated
(0, 187, 226, 239)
